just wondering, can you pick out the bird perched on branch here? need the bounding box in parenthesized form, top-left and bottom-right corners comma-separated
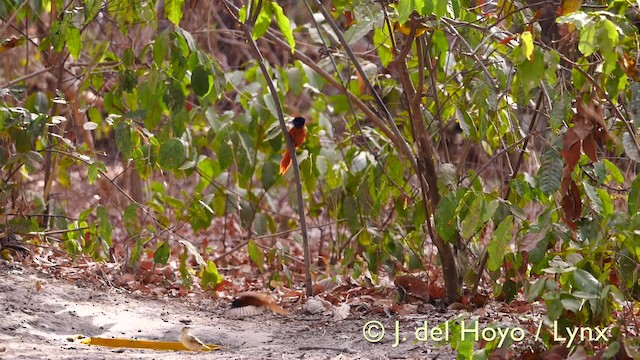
(279, 117, 307, 175)
(179, 326, 210, 351)
(226, 292, 290, 318)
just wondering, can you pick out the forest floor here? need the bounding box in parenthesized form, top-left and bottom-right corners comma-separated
(0, 261, 458, 360)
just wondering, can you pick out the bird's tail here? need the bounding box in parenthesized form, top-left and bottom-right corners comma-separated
(279, 149, 292, 175)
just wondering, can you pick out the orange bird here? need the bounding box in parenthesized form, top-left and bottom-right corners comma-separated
(279, 117, 307, 175)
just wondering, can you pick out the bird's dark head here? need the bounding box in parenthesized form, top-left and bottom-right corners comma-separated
(292, 117, 306, 128)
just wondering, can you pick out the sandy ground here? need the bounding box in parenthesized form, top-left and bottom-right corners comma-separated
(0, 262, 456, 360)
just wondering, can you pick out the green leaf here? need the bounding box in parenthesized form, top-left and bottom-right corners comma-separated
(67, 26, 81, 59)
(600, 19, 619, 48)
(487, 215, 514, 271)
(622, 132, 640, 162)
(200, 260, 223, 289)
(84, 0, 101, 23)
(629, 176, 640, 215)
(527, 278, 547, 302)
(97, 206, 113, 246)
(434, 0, 447, 18)
(435, 194, 458, 242)
(584, 182, 604, 214)
(247, 239, 264, 272)
(538, 146, 563, 196)
(115, 121, 133, 159)
(178, 239, 206, 266)
(272, 2, 295, 52)
(397, 0, 414, 23)
(262, 160, 277, 191)
(192, 65, 212, 97)
(158, 138, 185, 170)
(521, 31, 534, 60)
(572, 269, 603, 294)
(154, 241, 171, 265)
(579, 21, 597, 56)
(460, 195, 484, 238)
(166, 0, 185, 25)
(252, 1, 272, 40)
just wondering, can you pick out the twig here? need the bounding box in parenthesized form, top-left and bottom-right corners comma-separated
(235, 0, 313, 296)
(307, 0, 420, 175)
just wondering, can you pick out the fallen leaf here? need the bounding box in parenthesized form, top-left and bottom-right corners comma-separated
(333, 304, 350, 321)
(395, 274, 430, 302)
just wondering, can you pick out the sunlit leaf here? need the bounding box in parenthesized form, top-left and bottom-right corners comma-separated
(521, 31, 534, 60)
(272, 2, 295, 52)
(247, 239, 264, 272)
(166, 0, 185, 25)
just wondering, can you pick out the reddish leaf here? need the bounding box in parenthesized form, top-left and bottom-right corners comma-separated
(499, 34, 518, 45)
(395, 275, 430, 302)
(429, 284, 446, 299)
(561, 180, 582, 229)
(582, 133, 598, 162)
(562, 128, 581, 170)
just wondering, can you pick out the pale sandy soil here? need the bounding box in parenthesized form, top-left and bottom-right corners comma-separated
(0, 262, 456, 360)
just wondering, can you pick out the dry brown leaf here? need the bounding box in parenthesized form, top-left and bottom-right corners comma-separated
(582, 133, 598, 162)
(561, 180, 582, 229)
(394, 274, 430, 302)
(562, 128, 581, 170)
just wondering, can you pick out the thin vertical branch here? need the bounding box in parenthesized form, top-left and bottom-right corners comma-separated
(238, 0, 313, 296)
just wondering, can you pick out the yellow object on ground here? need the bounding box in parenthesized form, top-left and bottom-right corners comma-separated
(71, 335, 220, 351)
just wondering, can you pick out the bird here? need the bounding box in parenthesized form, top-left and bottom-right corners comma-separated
(393, 20, 431, 37)
(279, 117, 307, 175)
(225, 291, 290, 318)
(179, 326, 210, 351)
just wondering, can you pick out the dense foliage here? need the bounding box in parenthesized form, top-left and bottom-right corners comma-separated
(2, 0, 640, 357)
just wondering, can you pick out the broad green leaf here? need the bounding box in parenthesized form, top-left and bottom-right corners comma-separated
(262, 160, 277, 191)
(597, 188, 613, 216)
(435, 194, 458, 242)
(538, 146, 563, 196)
(434, 0, 447, 18)
(584, 182, 603, 214)
(600, 19, 620, 48)
(579, 21, 597, 56)
(124, 204, 138, 235)
(84, 0, 101, 23)
(154, 241, 171, 265)
(631, 83, 640, 128)
(192, 65, 212, 97)
(97, 206, 112, 246)
(630, 176, 640, 215)
(521, 31, 534, 60)
(572, 269, 603, 294)
(397, 0, 414, 23)
(527, 278, 547, 302)
(247, 239, 264, 272)
(252, 1, 272, 40)
(115, 121, 133, 159)
(178, 239, 205, 266)
(460, 195, 484, 238)
(166, 0, 185, 25)
(487, 215, 514, 271)
(622, 132, 640, 162)
(67, 26, 81, 59)
(179, 248, 193, 289)
(344, 14, 376, 45)
(200, 260, 223, 289)
(272, 2, 295, 52)
(158, 138, 185, 169)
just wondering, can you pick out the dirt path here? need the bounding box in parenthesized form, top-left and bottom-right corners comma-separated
(0, 263, 456, 359)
